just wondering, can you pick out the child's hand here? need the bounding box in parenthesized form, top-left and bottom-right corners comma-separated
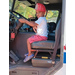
(33, 26, 37, 33)
(19, 18, 26, 23)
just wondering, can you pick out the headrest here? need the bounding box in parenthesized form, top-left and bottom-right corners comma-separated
(48, 22, 56, 32)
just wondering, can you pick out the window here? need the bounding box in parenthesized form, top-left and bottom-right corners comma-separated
(46, 10, 59, 23)
(14, 0, 36, 19)
(9, 0, 13, 10)
(13, 0, 36, 32)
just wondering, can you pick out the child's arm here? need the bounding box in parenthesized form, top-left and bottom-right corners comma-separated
(19, 18, 38, 27)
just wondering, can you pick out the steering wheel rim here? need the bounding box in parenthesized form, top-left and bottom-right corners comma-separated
(9, 11, 20, 20)
(9, 11, 29, 20)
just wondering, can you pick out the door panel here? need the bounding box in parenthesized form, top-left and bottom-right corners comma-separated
(9, 32, 35, 58)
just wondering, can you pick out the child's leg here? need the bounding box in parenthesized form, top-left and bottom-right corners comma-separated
(23, 38, 34, 62)
(27, 39, 32, 56)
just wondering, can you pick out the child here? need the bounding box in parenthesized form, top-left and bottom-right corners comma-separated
(19, 3, 48, 62)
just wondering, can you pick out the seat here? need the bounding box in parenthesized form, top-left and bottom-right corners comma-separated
(32, 40, 55, 49)
(31, 18, 61, 64)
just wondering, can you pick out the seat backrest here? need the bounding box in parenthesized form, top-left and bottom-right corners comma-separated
(52, 18, 61, 61)
(48, 19, 61, 41)
(55, 19, 61, 41)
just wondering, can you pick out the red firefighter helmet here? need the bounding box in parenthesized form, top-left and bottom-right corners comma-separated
(35, 3, 46, 12)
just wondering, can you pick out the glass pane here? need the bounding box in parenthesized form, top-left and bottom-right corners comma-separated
(14, 0, 36, 19)
(46, 10, 59, 23)
(9, 0, 13, 10)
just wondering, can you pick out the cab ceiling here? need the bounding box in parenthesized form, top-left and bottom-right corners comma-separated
(18, 0, 62, 5)
(18, 0, 62, 10)
(37, 0, 62, 4)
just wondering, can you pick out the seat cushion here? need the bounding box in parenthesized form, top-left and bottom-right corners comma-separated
(31, 40, 55, 49)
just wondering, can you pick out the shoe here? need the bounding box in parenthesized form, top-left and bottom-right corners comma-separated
(23, 54, 34, 62)
(24, 52, 29, 56)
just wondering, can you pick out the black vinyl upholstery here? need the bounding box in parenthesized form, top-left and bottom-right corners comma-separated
(32, 40, 55, 49)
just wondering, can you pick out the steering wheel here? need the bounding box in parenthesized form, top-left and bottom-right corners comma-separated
(9, 11, 29, 41)
(9, 11, 31, 31)
(9, 11, 29, 20)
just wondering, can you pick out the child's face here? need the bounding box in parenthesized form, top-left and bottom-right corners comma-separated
(36, 10, 45, 18)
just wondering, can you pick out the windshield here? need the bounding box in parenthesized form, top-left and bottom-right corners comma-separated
(14, 0, 36, 19)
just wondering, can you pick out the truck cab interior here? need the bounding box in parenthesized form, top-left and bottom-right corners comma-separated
(9, 0, 65, 75)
